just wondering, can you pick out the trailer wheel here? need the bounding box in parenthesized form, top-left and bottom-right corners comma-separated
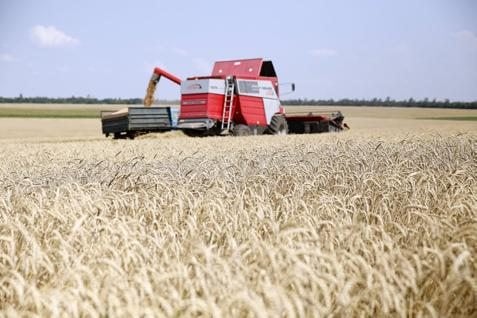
(268, 115, 288, 135)
(232, 124, 252, 136)
(113, 132, 134, 139)
(127, 131, 137, 139)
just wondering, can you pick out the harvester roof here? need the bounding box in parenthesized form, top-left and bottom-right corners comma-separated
(211, 58, 277, 78)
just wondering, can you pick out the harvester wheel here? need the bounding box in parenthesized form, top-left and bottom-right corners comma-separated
(268, 115, 288, 135)
(232, 124, 252, 136)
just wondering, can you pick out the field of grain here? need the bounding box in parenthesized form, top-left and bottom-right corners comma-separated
(0, 104, 476, 142)
(0, 106, 476, 316)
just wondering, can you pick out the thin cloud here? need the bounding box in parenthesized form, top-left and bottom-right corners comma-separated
(30, 25, 79, 48)
(309, 48, 337, 57)
(453, 30, 477, 50)
(0, 53, 16, 62)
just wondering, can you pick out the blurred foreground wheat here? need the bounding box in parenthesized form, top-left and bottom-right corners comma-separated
(0, 132, 476, 317)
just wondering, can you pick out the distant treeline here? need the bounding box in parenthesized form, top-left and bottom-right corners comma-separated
(282, 98, 477, 109)
(0, 96, 145, 105)
(1, 96, 476, 109)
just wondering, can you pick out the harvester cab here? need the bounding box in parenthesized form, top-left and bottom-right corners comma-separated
(176, 58, 287, 136)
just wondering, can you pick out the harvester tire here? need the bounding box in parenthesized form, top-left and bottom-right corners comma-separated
(232, 124, 252, 136)
(268, 115, 288, 135)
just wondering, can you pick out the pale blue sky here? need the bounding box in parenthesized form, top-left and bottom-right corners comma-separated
(1, 0, 476, 100)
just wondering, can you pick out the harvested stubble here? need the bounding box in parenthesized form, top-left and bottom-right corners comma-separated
(0, 132, 476, 317)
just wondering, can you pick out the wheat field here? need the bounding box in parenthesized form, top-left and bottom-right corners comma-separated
(1, 124, 476, 317)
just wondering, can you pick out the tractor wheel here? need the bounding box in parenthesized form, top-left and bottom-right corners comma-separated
(268, 114, 288, 135)
(232, 124, 252, 136)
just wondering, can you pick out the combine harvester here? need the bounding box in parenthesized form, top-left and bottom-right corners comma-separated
(101, 58, 347, 138)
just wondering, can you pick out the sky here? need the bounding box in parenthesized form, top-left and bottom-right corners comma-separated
(0, 0, 476, 101)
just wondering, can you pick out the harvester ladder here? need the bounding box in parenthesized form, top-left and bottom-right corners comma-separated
(221, 76, 235, 131)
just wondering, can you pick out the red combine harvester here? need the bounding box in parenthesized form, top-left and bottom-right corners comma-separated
(101, 58, 347, 138)
(177, 58, 290, 136)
